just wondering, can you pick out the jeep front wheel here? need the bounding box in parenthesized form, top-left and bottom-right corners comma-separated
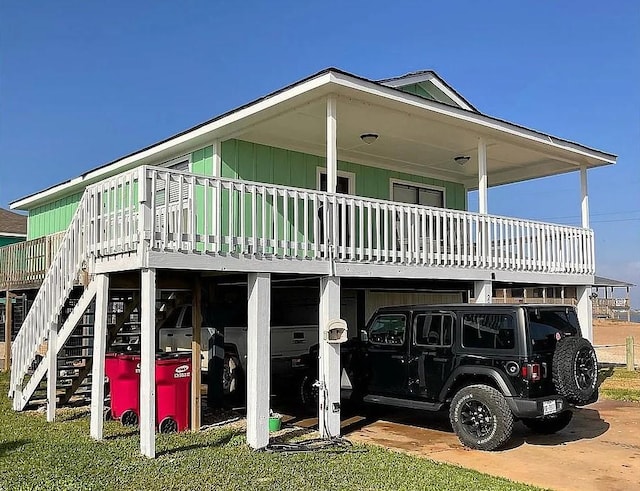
(449, 384, 514, 451)
(522, 410, 573, 434)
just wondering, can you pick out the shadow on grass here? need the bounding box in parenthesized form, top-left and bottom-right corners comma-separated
(0, 439, 30, 457)
(57, 408, 91, 422)
(157, 428, 243, 457)
(104, 429, 139, 440)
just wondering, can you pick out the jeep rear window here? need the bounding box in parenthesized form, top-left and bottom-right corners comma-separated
(462, 314, 515, 350)
(528, 309, 580, 353)
(369, 314, 407, 345)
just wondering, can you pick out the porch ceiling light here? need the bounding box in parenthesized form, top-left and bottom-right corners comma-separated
(360, 133, 379, 144)
(454, 155, 470, 166)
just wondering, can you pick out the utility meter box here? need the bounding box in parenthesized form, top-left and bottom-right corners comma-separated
(324, 319, 348, 344)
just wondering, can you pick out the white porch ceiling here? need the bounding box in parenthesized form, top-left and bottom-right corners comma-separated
(235, 83, 613, 189)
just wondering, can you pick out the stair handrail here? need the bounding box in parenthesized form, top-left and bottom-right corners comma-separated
(9, 189, 92, 398)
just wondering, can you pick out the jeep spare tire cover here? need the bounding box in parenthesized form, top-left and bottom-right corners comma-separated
(552, 336, 598, 405)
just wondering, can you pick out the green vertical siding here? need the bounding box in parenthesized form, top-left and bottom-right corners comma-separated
(211, 139, 466, 210)
(26, 139, 466, 241)
(27, 192, 83, 239)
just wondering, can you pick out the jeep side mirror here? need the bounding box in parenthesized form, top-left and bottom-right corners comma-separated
(360, 330, 369, 342)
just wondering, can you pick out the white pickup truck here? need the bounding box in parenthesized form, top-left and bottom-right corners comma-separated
(157, 305, 317, 394)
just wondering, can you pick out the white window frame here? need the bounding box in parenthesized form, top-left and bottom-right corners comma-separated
(159, 154, 192, 172)
(316, 167, 356, 194)
(389, 178, 446, 208)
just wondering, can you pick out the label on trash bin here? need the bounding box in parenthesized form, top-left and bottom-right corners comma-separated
(174, 364, 191, 378)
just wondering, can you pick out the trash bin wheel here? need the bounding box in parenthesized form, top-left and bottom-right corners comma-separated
(159, 417, 178, 434)
(121, 409, 139, 427)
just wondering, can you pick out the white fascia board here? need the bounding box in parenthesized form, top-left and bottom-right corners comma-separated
(381, 72, 475, 111)
(330, 73, 616, 166)
(0, 232, 27, 238)
(427, 77, 475, 112)
(381, 73, 436, 88)
(11, 73, 334, 210)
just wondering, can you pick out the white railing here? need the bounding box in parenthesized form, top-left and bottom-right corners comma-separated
(8, 165, 595, 406)
(9, 193, 92, 401)
(130, 166, 594, 275)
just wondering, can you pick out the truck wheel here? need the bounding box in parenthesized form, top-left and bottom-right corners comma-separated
(449, 384, 514, 451)
(552, 337, 598, 405)
(522, 411, 573, 434)
(223, 354, 243, 398)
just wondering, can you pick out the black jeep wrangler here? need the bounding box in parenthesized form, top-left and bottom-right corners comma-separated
(301, 304, 599, 451)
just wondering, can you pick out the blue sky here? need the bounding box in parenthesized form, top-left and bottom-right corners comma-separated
(1, 1, 638, 305)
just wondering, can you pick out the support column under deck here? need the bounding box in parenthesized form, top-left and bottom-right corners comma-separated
(46, 320, 58, 422)
(140, 268, 157, 458)
(319, 276, 341, 438)
(3, 290, 11, 372)
(474, 280, 492, 304)
(90, 274, 110, 440)
(246, 272, 271, 450)
(577, 285, 593, 343)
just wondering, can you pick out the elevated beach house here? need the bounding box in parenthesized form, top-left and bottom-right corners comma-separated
(3, 68, 616, 457)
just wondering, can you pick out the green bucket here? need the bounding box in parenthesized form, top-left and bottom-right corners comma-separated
(268, 416, 282, 432)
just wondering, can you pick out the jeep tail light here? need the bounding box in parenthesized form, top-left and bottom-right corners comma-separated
(522, 363, 541, 381)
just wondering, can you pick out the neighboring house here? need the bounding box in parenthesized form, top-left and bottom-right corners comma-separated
(592, 276, 635, 321)
(0, 208, 26, 247)
(5, 68, 616, 457)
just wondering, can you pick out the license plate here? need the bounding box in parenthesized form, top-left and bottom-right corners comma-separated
(543, 400, 558, 416)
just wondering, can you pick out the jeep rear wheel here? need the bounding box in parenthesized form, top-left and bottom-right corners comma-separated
(449, 384, 514, 451)
(552, 337, 598, 405)
(522, 410, 573, 434)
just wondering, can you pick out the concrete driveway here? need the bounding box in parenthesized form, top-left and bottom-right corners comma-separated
(338, 400, 639, 491)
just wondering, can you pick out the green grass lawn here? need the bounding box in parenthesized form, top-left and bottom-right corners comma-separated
(599, 367, 640, 402)
(0, 373, 538, 491)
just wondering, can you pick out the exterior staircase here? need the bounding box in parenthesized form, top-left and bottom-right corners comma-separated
(8, 190, 94, 411)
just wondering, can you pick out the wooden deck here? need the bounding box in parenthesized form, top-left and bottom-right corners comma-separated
(0, 233, 64, 290)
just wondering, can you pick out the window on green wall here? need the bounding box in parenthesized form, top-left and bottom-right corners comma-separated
(391, 180, 444, 208)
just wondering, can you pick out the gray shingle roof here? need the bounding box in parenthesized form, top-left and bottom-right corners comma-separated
(0, 208, 27, 235)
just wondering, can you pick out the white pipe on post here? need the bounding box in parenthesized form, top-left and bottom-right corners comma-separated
(140, 268, 156, 458)
(90, 273, 110, 440)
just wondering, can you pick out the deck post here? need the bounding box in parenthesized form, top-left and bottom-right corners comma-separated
(580, 166, 589, 228)
(246, 272, 271, 450)
(191, 276, 202, 431)
(474, 280, 492, 303)
(46, 320, 58, 422)
(478, 137, 488, 214)
(3, 290, 11, 372)
(326, 96, 337, 195)
(90, 273, 110, 440)
(140, 267, 157, 458)
(319, 276, 341, 438)
(577, 285, 593, 342)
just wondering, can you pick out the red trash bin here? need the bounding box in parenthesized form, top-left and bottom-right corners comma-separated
(155, 353, 192, 433)
(105, 353, 141, 426)
(105, 351, 192, 432)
